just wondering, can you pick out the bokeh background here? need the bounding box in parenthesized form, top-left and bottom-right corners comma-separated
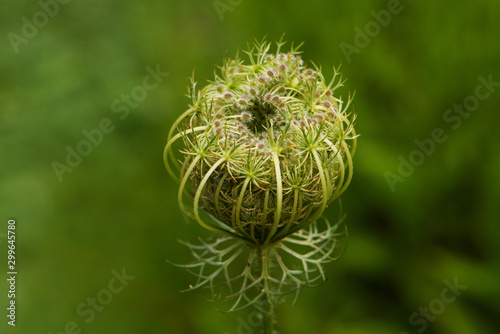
(1, 0, 499, 333)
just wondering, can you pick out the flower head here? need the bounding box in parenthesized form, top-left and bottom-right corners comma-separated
(164, 38, 357, 246)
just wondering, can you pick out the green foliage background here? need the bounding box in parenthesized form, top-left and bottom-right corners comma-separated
(1, 0, 499, 333)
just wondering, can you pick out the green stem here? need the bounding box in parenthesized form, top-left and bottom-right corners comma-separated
(261, 247, 277, 334)
(263, 306, 275, 334)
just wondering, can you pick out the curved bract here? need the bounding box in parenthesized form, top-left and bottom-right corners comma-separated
(164, 37, 357, 246)
(170, 216, 348, 314)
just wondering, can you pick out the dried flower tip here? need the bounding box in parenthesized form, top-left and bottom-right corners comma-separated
(294, 56, 303, 65)
(241, 112, 252, 122)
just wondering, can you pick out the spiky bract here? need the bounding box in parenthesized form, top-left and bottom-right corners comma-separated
(172, 216, 347, 313)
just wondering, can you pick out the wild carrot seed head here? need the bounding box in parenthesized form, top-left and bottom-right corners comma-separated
(164, 38, 357, 245)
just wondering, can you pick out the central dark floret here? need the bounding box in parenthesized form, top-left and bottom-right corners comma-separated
(246, 99, 277, 134)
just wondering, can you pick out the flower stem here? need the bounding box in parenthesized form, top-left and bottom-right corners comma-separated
(262, 303, 276, 334)
(261, 246, 277, 334)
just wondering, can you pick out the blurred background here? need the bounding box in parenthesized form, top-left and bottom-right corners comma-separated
(1, 0, 499, 333)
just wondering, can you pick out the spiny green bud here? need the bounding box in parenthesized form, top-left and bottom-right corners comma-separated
(164, 37, 357, 246)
